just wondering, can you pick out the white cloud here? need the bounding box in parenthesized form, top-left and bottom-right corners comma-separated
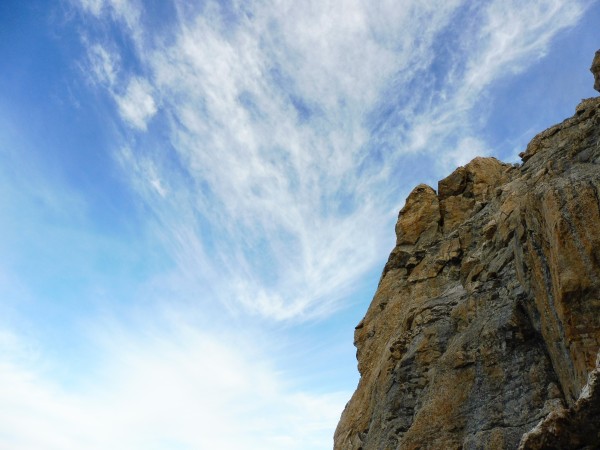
(463, 0, 586, 91)
(441, 136, 490, 171)
(372, 0, 587, 167)
(0, 321, 347, 450)
(115, 77, 157, 130)
(112, 0, 468, 320)
(78, 0, 141, 34)
(88, 44, 119, 86)
(78, 0, 104, 16)
(76, 0, 588, 322)
(84, 45, 158, 130)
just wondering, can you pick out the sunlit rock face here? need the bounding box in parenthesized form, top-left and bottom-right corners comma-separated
(335, 55, 600, 450)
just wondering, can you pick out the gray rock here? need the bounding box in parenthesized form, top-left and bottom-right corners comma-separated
(591, 49, 600, 93)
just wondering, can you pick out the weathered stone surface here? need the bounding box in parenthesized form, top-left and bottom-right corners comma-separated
(395, 184, 441, 246)
(438, 157, 509, 234)
(592, 50, 600, 93)
(519, 351, 600, 449)
(335, 62, 600, 449)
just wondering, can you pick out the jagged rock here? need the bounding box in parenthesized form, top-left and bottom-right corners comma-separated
(592, 50, 600, 93)
(335, 55, 600, 450)
(518, 352, 600, 449)
(395, 184, 441, 246)
(438, 157, 509, 234)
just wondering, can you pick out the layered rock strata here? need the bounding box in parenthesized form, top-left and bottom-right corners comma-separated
(335, 71, 600, 448)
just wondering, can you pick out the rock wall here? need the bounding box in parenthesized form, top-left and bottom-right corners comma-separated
(335, 59, 600, 449)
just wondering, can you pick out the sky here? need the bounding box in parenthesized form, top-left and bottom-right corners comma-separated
(0, 0, 598, 448)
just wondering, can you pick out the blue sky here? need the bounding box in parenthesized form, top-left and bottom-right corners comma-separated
(0, 0, 598, 448)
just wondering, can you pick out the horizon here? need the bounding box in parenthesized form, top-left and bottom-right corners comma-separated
(1, 1, 599, 448)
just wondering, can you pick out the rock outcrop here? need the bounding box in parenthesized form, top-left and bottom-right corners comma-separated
(592, 50, 600, 93)
(335, 54, 600, 449)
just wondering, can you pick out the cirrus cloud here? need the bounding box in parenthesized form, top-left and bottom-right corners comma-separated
(78, 0, 587, 320)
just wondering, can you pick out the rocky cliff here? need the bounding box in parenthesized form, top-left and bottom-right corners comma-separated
(335, 54, 600, 449)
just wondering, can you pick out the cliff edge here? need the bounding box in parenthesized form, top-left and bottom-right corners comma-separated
(335, 53, 600, 449)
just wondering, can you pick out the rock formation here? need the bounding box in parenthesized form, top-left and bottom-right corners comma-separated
(335, 53, 600, 449)
(592, 50, 600, 93)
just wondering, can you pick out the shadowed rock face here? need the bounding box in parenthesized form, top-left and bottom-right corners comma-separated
(519, 354, 600, 450)
(592, 50, 600, 93)
(335, 54, 600, 450)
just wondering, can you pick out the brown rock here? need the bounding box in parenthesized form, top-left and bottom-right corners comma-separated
(438, 157, 511, 234)
(395, 184, 440, 246)
(335, 91, 600, 448)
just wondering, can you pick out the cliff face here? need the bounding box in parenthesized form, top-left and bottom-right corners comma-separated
(335, 59, 600, 449)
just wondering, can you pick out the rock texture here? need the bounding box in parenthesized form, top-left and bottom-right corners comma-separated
(592, 50, 600, 93)
(519, 352, 600, 449)
(335, 62, 600, 449)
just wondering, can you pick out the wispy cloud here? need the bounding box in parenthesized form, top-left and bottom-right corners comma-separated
(77, 0, 587, 322)
(78, 0, 142, 34)
(115, 77, 157, 130)
(87, 43, 119, 86)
